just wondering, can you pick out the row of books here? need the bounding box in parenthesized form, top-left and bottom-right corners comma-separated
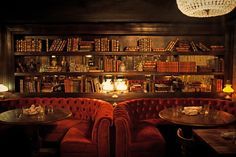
(18, 76, 222, 93)
(19, 76, 102, 93)
(19, 77, 41, 93)
(165, 38, 223, 53)
(138, 38, 152, 52)
(94, 38, 110, 52)
(64, 77, 101, 93)
(103, 56, 123, 72)
(156, 62, 196, 72)
(16, 39, 42, 52)
(128, 78, 220, 93)
(16, 37, 224, 53)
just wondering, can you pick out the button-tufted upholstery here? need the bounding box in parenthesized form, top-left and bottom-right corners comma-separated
(114, 98, 236, 157)
(0, 97, 113, 157)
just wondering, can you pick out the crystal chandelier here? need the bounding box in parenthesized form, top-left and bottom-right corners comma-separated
(176, 0, 236, 17)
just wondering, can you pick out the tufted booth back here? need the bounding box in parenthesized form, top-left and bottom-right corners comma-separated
(116, 98, 236, 127)
(6, 97, 111, 122)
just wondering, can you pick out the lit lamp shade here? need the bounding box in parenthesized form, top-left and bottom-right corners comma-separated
(0, 84, 8, 92)
(115, 79, 128, 92)
(222, 81, 234, 99)
(176, 0, 236, 18)
(102, 79, 114, 93)
(0, 84, 8, 99)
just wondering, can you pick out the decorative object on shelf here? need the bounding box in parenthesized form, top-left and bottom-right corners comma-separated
(102, 78, 114, 93)
(114, 78, 128, 93)
(0, 84, 8, 99)
(119, 62, 126, 72)
(176, 0, 236, 17)
(169, 76, 184, 92)
(136, 61, 143, 71)
(102, 77, 128, 98)
(222, 80, 234, 99)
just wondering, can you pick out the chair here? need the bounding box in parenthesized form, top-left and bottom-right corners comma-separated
(176, 128, 195, 157)
(114, 102, 166, 157)
(60, 98, 113, 157)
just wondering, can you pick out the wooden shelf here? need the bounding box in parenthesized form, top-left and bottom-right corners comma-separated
(15, 92, 222, 103)
(14, 71, 224, 77)
(14, 51, 224, 56)
(11, 24, 226, 99)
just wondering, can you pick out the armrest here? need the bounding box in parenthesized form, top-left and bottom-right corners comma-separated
(114, 105, 132, 157)
(92, 103, 113, 143)
(114, 118, 131, 157)
(91, 103, 113, 157)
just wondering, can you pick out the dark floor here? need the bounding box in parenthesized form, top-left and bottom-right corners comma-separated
(0, 124, 215, 157)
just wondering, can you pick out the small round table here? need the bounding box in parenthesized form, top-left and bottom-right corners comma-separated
(0, 108, 72, 157)
(159, 107, 236, 156)
(159, 108, 236, 127)
(0, 108, 72, 125)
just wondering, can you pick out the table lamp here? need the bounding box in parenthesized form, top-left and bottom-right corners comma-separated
(222, 80, 234, 100)
(102, 78, 114, 93)
(0, 84, 8, 99)
(115, 78, 128, 93)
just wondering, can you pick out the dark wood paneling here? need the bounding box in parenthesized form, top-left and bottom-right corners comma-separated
(0, 0, 227, 24)
(0, 26, 2, 83)
(0, 26, 9, 87)
(7, 23, 224, 35)
(232, 26, 236, 93)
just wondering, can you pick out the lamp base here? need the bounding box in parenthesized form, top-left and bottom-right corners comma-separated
(225, 95, 231, 100)
(0, 94, 5, 99)
(112, 94, 118, 98)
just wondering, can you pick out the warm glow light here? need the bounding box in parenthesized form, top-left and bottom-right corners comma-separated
(223, 84, 234, 93)
(176, 0, 236, 18)
(0, 84, 8, 92)
(102, 79, 114, 93)
(222, 80, 234, 99)
(115, 79, 128, 92)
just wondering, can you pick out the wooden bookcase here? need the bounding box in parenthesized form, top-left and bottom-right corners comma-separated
(5, 23, 228, 102)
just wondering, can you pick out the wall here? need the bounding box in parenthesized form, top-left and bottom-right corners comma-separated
(0, 0, 235, 94)
(0, 0, 232, 24)
(233, 26, 236, 99)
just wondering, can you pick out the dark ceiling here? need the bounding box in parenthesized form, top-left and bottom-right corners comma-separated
(0, 0, 235, 24)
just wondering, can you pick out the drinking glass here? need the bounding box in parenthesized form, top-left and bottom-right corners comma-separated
(203, 104, 210, 116)
(47, 105, 54, 113)
(14, 109, 22, 119)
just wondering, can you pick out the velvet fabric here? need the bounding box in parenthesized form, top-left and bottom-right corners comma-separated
(114, 98, 236, 157)
(0, 97, 113, 157)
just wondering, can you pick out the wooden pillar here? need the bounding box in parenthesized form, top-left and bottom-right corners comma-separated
(0, 25, 2, 83)
(232, 26, 236, 93)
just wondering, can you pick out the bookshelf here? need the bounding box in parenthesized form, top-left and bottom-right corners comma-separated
(7, 23, 227, 102)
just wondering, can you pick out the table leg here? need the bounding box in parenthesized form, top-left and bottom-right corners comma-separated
(24, 125, 42, 157)
(177, 127, 195, 157)
(181, 126, 193, 138)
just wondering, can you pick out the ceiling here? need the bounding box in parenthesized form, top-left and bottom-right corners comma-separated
(0, 0, 235, 24)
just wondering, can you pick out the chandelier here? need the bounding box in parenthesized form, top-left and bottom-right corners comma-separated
(176, 0, 236, 17)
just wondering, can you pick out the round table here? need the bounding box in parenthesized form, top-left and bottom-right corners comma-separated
(159, 107, 236, 138)
(159, 107, 236, 156)
(0, 108, 72, 157)
(0, 108, 72, 125)
(159, 108, 236, 127)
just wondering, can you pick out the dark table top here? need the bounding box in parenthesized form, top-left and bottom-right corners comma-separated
(0, 108, 72, 125)
(193, 129, 236, 155)
(159, 108, 236, 127)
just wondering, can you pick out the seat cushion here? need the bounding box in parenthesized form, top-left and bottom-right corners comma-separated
(42, 119, 82, 143)
(61, 125, 97, 153)
(139, 118, 172, 126)
(130, 124, 166, 152)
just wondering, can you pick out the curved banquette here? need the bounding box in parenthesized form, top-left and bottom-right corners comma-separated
(114, 98, 236, 157)
(0, 97, 113, 157)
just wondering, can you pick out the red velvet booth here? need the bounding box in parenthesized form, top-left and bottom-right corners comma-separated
(114, 98, 236, 157)
(0, 97, 113, 157)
